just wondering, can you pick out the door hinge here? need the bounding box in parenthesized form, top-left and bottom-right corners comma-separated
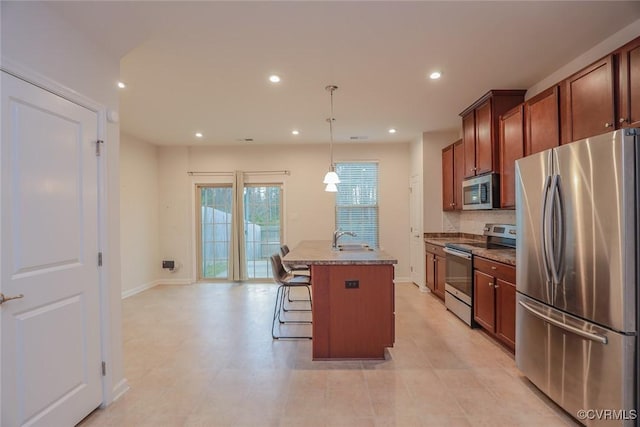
(98, 252, 103, 267)
(101, 361, 106, 376)
(96, 139, 104, 156)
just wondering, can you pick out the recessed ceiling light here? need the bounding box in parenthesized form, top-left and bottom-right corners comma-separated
(388, 128, 397, 134)
(291, 130, 300, 135)
(195, 132, 203, 138)
(429, 71, 442, 80)
(117, 81, 126, 89)
(269, 75, 281, 83)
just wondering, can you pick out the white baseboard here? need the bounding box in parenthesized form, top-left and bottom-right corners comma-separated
(158, 278, 193, 285)
(110, 378, 130, 404)
(121, 281, 160, 299)
(393, 276, 412, 284)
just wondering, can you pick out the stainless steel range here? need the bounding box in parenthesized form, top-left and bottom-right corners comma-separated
(444, 224, 516, 326)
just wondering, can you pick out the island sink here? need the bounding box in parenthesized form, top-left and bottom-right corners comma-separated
(335, 243, 373, 251)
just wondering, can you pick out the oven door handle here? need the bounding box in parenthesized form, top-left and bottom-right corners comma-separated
(443, 247, 472, 260)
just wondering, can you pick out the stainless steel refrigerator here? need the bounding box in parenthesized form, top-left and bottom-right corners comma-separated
(515, 128, 639, 426)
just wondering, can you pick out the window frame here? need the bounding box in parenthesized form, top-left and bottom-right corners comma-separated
(334, 161, 380, 248)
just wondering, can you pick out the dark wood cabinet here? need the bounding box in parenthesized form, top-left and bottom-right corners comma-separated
(426, 252, 435, 293)
(453, 140, 464, 210)
(435, 255, 446, 300)
(462, 112, 476, 178)
(561, 55, 616, 144)
(425, 243, 446, 300)
(499, 104, 524, 209)
(460, 90, 526, 179)
(473, 270, 495, 331)
(442, 144, 454, 211)
(525, 86, 560, 155)
(496, 278, 516, 349)
(618, 37, 640, 128)
(475, 100, 493, 175)
(473, 256, 516, 351)
(442, 139, 464, 211)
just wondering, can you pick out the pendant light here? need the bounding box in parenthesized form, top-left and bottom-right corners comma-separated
(323, 85, 340, 192)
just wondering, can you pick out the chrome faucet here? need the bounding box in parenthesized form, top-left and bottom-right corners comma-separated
(332, 229, 357, 249)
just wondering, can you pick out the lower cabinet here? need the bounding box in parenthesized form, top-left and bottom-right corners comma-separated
(473, 256, 516, 351)
(425, 243, 446, 300)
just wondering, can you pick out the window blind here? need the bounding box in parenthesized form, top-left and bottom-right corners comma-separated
(335, 162, 379, 248)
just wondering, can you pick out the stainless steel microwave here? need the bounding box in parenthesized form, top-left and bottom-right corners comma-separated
(462, 173, 500, 210)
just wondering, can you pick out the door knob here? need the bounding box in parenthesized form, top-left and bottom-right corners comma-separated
(0, 293, 24, 305)
(619, 118, 628, 124)
(604, 122, 613, 128)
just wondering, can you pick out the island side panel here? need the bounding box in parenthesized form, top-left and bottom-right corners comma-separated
(311, 264, 331, 359)
(312, 264, 394, 359)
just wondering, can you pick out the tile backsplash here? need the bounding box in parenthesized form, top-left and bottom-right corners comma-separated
(442, 210, 516, 235)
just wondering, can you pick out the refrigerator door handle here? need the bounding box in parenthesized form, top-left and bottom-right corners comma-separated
(518, 300, 608, 345)
(541, 175, 553, 285)
(549, 174, 565, 286)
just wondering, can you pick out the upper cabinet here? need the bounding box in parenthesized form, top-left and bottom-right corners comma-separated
(525, 86, 560, 155)
(561, 55, 615, 144)
(442, 144, 454, 211)
(499, 104, 524, 209)
(462, 112, 476, 179)
(460, 90, 526, 179)
(442, 139, 464, 211)
(453, 140, 464, 210)
(617, 37, 640, 128)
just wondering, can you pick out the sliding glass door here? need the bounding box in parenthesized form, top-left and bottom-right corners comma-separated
(244, 185, 282, 279)
(197, 183, 282, 280)
(198, 185, 232, 280)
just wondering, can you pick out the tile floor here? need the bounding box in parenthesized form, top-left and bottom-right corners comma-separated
(80, 282, 580, 427)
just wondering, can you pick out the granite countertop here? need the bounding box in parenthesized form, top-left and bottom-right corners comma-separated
(283, 240, 398, 266)
(424, 233, 516, 266)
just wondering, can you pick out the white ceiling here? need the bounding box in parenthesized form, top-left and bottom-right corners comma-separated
(47, 1, 640, 146)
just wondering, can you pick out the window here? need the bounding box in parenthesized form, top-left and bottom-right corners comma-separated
(335, 162, 379, 248)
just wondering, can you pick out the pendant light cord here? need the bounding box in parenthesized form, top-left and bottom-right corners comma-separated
(326, 85, 338, 171)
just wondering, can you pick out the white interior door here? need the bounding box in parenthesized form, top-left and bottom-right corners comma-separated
(409, 175, 425, 288)
(1, 71, 102, 426)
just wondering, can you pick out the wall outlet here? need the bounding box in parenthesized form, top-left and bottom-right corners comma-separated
(162, 260, 175, 270)
(345, 280, 359, 289)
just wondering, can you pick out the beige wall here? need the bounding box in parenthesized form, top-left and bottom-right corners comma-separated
(157, 147, 191, 283)
(155, 142, 412, 282)
(1, 1, 126, 404)
(422, 130, 460, 232)
(120, 134, 161, 295)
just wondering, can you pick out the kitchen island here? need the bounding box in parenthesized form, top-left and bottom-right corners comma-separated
(283, 240, 397, 360)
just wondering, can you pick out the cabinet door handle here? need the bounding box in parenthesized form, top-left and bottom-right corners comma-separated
(488, 282, 493, 287)
(619, 117, 629, 124)
(604, 122, 613, 128)
(491, 266, 497, 270)
(495, 284, 500, 288)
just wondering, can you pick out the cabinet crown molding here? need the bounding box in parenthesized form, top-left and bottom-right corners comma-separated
(459, 89, 528, 117)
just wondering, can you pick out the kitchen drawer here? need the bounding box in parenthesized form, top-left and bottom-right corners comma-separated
(474, 256, 515, 282)
(425, 243, 446, 257)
